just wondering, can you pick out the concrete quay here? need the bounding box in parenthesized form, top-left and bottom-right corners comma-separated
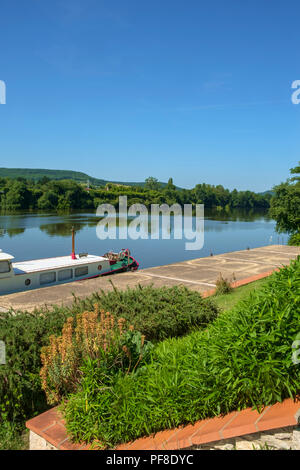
(0, 245, 299, 312)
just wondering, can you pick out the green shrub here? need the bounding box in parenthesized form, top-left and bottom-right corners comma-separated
(63, 258, 300, 447)
(0, 421, 28, 450)
(41, 309, 153, 405)
(214, 273, 233, 295)
(0, 285, 217, 424)
(66, 284, 220, 342)
(288, 232, 300, 246)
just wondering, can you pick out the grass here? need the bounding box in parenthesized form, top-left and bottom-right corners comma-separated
(212, 278, 269, 311)
(0, 423, 29, 450)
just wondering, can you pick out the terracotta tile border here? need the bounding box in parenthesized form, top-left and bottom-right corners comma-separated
(26, 398, 300, 451)
(26, 269, 298, 450)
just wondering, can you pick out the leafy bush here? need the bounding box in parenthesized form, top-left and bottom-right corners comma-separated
(40, 307, 153, 404)
(0, 285, 217, 424)
(269, 162, 300, 234)
(67, 284, 220, 342)
(288, 232, 300, 246)
(63, 258, 300, 447)
(0, 307, 75, 424)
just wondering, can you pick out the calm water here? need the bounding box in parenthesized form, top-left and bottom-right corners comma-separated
(0, 209, 288, 269)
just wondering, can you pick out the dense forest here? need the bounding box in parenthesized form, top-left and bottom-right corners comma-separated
(0, 176, 271, 212)
(269, 161, 300, 245)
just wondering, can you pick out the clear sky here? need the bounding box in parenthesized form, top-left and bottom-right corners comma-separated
(0, 0, 299, 191)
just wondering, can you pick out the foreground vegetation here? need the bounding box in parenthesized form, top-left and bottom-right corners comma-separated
(213, 277, 269, 311)
(0, 285, 217, 426)
(62, 258, 300, 447)
(1, 260, 299, 449)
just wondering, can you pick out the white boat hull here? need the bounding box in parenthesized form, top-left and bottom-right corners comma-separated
(0, 254, 112, 295)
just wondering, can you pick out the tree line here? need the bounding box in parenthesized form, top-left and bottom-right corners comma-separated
(0, 176, 272, 212)
(269, 162, 300, 245)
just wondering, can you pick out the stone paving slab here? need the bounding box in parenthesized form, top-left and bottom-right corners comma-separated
(0, 245, 299, 312)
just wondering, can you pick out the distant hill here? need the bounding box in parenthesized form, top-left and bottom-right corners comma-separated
(0, 168, 169, 188)
(258, 190, 274, 196)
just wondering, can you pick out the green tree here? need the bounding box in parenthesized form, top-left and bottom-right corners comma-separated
(166, 177, 176, 191)
(269, 162, 300, 238)
(145, 177, 159, 191)
(0, 175, 272, 213)
(290, 162, 300, 182)
(37, 190, 59, 210)
(37, 176, 51, 185)
(1, 181, 32, 210)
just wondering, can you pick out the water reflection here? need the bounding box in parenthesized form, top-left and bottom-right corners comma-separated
(205, 207, 271, 222)
(40, 222, 90, 237)
(0, 208, 273, 237)
(0, 209, 288, 269)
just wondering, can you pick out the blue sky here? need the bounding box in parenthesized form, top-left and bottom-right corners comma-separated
(0, 0, 300, 191)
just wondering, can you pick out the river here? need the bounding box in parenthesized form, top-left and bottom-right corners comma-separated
(0, 208, 288, 269)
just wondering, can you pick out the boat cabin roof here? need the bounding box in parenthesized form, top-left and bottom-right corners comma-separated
(12, 254, 107, 274)
(0, 251, 15, 261)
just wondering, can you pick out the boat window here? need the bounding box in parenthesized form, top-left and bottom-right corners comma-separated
(75, 266, 88, 277)
(40, 271, 56, 285)
(58, 269, 73, 281)
(0, 261, 10, 273)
